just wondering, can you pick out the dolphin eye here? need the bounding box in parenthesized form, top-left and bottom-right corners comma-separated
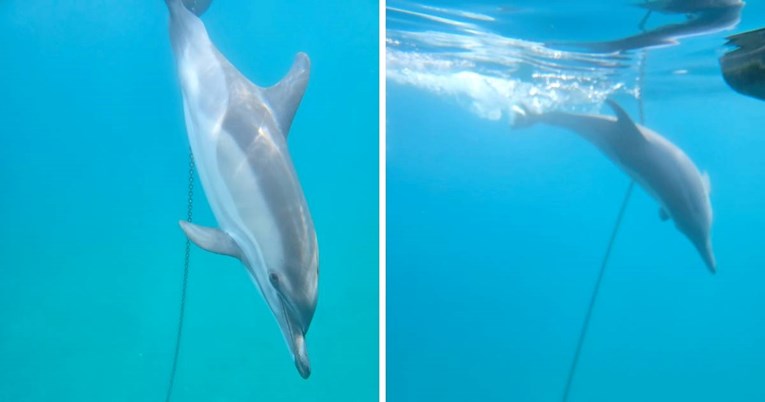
(269, 272, 280, 287)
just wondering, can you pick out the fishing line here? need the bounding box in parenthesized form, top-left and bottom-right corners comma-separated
(165, 150, 195, 402)
(561, 18, 650, 402)
(560, 181, 634, 402)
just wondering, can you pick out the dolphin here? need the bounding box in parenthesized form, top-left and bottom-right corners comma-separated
(164, 0, 318, 378)
(513, 100, 716, 272)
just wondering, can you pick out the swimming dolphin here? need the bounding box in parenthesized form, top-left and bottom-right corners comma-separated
(513, 101, 716, 272)
(164, 0, 318, 378)
(548, 0, 743, 53)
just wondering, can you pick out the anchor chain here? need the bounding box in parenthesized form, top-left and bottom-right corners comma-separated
(165, 150, 195, 402)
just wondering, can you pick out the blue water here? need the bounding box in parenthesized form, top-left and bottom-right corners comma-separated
(0, 1, 378, 401)
(388, 1, 765, 401)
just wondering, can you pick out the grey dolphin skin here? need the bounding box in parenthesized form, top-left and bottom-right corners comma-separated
(513, 101, 716, 272)
(549, 0, 743, 53)
(164, 0, 318, 378)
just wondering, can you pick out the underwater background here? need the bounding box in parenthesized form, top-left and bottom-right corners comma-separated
(388, 1, 765, 401)
(0, 1, 378, 401)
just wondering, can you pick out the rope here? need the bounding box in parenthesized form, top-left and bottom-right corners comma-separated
(560, 181, 634, 402)
(561, 18, 650, 402)
(164, 150, 195, 402)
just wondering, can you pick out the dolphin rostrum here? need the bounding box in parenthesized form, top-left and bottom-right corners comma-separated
(513, 101, 716, 272)
(164, 0, 318, 378)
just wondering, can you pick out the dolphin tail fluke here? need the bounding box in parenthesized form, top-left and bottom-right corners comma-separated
(510, 104, 540, 129)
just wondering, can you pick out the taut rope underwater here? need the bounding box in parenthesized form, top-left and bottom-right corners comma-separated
(561, 21, 650, 402)
(165, 150, 195, 402)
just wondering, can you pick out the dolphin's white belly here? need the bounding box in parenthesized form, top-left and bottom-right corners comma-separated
(169, 0, 316, 281)
(173, 22, 283, 272)
(181, 65, 314, 280)
(213, 127, 288, 268)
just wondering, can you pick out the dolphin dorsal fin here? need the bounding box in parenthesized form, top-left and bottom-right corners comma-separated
(606, 100, 646, 141)
(264, 53, 311, 138)
(179, 221, 241, 259)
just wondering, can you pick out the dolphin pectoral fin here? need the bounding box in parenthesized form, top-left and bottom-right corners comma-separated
(702, 171, 712, 195)
(605, 100, 646, 141)
(264, 53, 311, 137)
(179, 221, 241, 258)
(659, 208, 670, 221)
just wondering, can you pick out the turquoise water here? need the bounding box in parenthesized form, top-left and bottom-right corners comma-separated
(388, 1, 765, 401)
(0, 1, 378, 401)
